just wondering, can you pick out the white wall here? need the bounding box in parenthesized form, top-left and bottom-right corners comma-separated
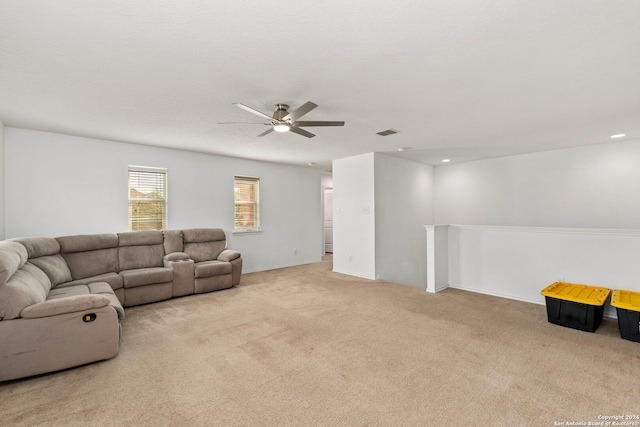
(435, 140, 640, 229)
(333, 153, 435, 288)
(332, 153, 376, 279)
(448, 225, 640, 317)
(0, 120, 4, 240)
(5, 128, 324, 273)
(375, 153, 433, 288)
(434, 140, 640, 316)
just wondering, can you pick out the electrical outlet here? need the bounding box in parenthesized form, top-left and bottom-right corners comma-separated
(293, 248, 297, 255)
(349, 254, 353, 261)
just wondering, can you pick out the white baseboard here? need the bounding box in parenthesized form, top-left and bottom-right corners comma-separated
(242, 258, 322, 274)
(448, 283, 544, 305)
(331, 269, 376, 281)
(426, 285, 450, 294)
(447, 283, 618, 319)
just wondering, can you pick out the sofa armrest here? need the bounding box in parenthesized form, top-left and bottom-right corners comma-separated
(20, 295, 111, 319)
(218, 249, 241, 262)
(163, 252, 190, 263)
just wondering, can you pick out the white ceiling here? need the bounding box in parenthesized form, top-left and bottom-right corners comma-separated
(1, 1, 639, 171)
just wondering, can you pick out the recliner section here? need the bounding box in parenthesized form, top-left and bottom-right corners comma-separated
(0, 228, 242, 382)
(117, 230, 173, 307)
(183, 228, 241, 294)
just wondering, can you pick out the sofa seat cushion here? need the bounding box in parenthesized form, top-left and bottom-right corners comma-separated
(49, 285, 88, 299)
(88, 283, 125, 320)
(194, 260, 232, 278)
(120, 267, 173, 288)
(49, 283, 124, 320)
(56, 272, 123, 291)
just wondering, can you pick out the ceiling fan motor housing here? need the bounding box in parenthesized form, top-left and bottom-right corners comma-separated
(273, 104, 289, 121)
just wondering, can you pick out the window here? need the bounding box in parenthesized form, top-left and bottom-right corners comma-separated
(128, 166, 167, 231)
(234, 175, 260, 232)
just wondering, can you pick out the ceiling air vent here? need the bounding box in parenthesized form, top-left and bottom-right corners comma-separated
(376, 128, 400, 136)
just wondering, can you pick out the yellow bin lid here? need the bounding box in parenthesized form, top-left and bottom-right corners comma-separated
(541, 282, 611, 306)
(611, 289, 640, 312)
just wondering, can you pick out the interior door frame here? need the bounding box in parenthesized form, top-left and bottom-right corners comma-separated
(322, 185, 333, 255)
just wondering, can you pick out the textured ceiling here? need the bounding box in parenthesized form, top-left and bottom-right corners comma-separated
(1, 1, 639, 171)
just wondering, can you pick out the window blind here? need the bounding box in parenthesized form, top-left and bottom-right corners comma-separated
(128, 167, 167, 231)
(234, 176, 260, 230)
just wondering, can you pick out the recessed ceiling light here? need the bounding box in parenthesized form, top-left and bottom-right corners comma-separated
(397, 147, 412, 152)
(442, 159, 451, 163)
(307, 162, 315, 166)
(610, 134, 626, 139)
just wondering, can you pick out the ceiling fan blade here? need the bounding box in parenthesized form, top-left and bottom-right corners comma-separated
(282, 101, 318, 122)
(257, 127, 275, 137)
(217, 122, 269, 125)
(294, 121, 345, 127)
(289, 127, 315, 138)
(233, 103, 274, 121)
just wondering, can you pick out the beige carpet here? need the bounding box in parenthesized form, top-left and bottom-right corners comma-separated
(1, 256, 638, 426)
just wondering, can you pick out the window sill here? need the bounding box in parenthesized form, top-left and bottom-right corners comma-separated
(232, 228, 262, 235)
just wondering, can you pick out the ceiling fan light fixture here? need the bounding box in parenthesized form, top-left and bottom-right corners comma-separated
(273, 123, 290, 133)
(228, 102, 343, 138)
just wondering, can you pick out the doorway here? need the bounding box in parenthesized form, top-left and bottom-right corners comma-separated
(323, 187, 333, 254)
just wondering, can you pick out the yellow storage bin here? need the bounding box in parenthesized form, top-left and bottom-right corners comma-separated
(541, 282, 611, 305)
(541, 282, 611, 332)
(611, 290, 640, 342)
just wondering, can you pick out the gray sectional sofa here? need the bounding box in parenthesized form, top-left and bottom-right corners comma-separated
(0, 228, 242, 382)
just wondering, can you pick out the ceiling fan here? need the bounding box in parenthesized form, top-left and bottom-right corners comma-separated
(219, 102, 345, 138)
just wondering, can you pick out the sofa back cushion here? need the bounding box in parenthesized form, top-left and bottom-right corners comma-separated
(29, 255, 73, 287)
(162, 230, 184, 254)
(16, 237, 60, 259)
(182, 228, 227, 263)
(0, 262, 51, 320)
(118, 231, 165, 270)
(15, 237, 72, 287)
(57, 234, 119, 280)
(0, 241, 28, 285)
